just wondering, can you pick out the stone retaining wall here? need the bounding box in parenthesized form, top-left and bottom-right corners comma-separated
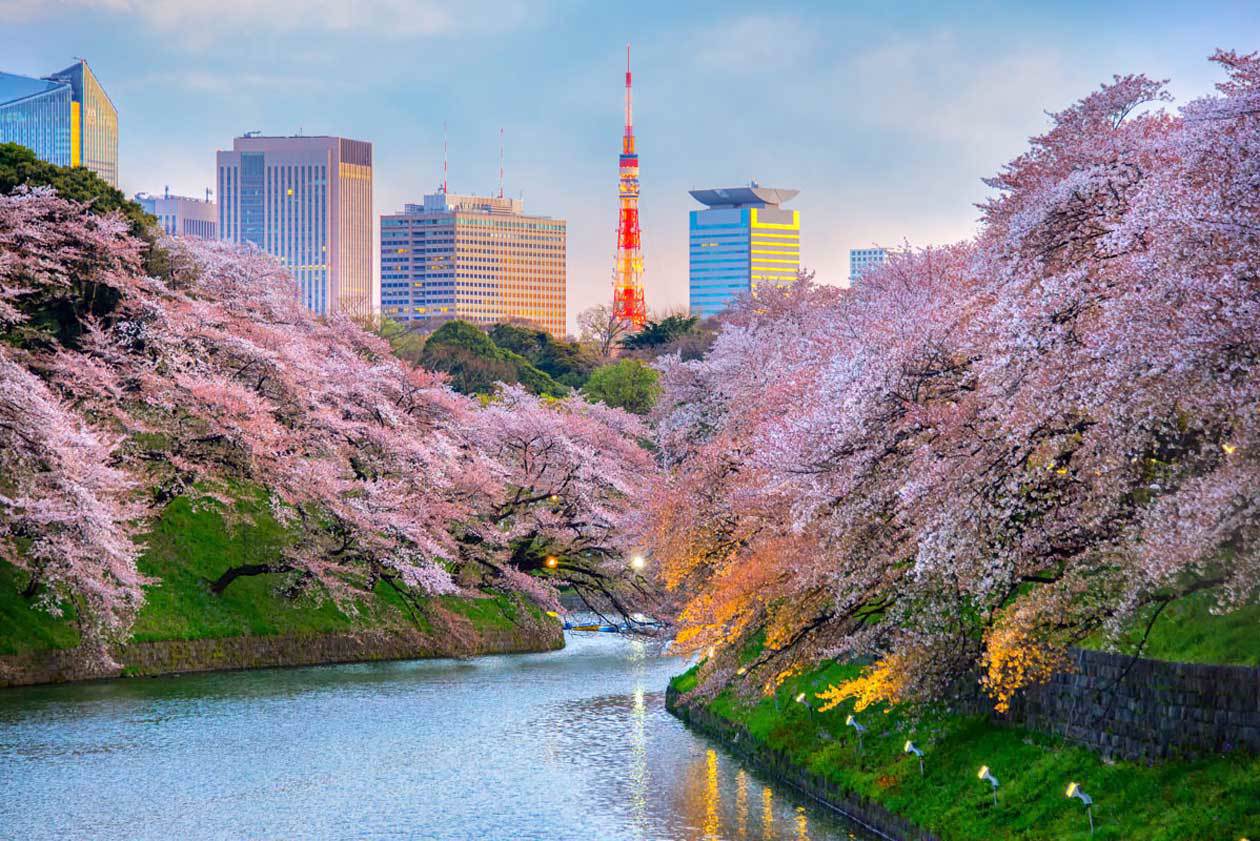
(0, 620, 564, 689)
(988, 648, 1260, 760)
(667, 687, 937, 841)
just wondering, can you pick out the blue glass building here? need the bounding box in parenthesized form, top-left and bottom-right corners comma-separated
(688, 185, 800, 318)
(0, 61, 118, 187)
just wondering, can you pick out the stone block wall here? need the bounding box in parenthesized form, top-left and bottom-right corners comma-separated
(992, 648, 1260, 760)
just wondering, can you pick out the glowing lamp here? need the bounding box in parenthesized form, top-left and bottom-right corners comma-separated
(736, 667, 746, 676)
(544, 556, 559, 569)
(904, 740, 924, 776)
(630, 554, 646, 571)
(794, 692, 807, 704)
(1066, 782, 1095, 835)
(978, 765, 999, 806)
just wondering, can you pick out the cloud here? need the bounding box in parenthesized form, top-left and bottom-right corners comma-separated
(688, 14, 820, 72)
(842, 31, 1092, 157)
(0, 0, 530, 37)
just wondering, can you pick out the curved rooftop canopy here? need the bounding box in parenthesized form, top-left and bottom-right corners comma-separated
(688, 184, 799, 208)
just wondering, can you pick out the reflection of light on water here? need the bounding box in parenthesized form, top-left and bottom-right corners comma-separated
(628, 684, 648, 838)
(796, 805, 809, 841)
(704, 749, 720, 840)
(763, 786, 774, 838)
(736, 768, 748, 839)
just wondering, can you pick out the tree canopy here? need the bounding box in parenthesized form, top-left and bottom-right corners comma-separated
(582, 358, 661, 415)
(419, 320, 569, 398)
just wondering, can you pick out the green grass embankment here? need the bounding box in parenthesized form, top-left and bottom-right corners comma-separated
(670, 661, 1259, 840)
(1079, 591, 1260, 667)
(0, 483, 544, 657)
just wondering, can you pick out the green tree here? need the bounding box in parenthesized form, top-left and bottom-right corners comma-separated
(419, 320, 569, 398)
(489, 322, 598, 388)
(0, 142, 154, 237)
(618, 314, 699, 352)
(581, 358, 661, 414)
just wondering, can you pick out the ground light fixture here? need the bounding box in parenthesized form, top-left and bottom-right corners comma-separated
(1066, 782, 1095, 835)
(978, 765, 999, 806)
(845, 714, 867, 753)
(904, 740, 924, 777)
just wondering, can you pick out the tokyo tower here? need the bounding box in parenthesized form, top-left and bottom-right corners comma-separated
(611, 44, 647, 328)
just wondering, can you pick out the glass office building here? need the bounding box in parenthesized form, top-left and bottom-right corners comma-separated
(0, 60, 118, 186)
(688, 184, 800, 318)
(217, 135, 374, 318)
(380, 192, 567, 338)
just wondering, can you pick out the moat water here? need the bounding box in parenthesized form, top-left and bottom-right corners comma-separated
(0, 632, 876, 840)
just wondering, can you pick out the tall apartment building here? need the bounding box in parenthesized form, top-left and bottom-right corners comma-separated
(688, 184, 800, 318)
(0, 60, 119, 186)
(849, 247, 888, 284)
(217, 135, 374, 318)
(380, 192, 567, 337)
(135, 189, 217, 239)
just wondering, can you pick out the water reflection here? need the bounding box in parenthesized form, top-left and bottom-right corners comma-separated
(0, 632, 875, 840)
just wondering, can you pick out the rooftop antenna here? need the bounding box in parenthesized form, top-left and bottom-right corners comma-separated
(442, 121, 448, 194)
(205, 188, 213, 203)
(498, 127, 504, 199)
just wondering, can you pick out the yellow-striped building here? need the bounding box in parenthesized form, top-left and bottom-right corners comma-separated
(688, 184, 800, 318)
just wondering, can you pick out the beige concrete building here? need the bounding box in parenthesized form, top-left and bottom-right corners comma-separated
(217, 135, 374, 318)
(380, 192, 566, 337)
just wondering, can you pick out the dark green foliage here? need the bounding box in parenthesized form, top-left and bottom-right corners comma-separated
(489, 322, 598, 388)
(619, 314, 700, 351)
(581, 358, 661, 414)
(0, 142, 153, 237)
(419, 320, 569, 397)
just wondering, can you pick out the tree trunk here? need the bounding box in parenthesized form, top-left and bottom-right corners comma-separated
(209, 563, 292, 595)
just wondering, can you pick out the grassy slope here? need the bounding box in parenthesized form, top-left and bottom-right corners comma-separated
(1080, 590, 1260, 667)
(673, 662, 1259, 841)
(0, 485, 542, 656)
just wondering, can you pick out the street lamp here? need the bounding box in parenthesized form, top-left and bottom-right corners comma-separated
(978, 766, 999, 806)
(1066, 782, 1094, 835)
(845, 714, 866, 753)
(904, 740, 924, 777)
(630, 554, 646, 571)
(544, 556, 559, 569)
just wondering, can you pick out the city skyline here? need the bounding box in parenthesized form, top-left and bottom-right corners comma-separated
(0, 1, 1255, 331)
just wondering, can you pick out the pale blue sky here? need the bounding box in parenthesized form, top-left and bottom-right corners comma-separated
(1, 0, 1256, 330)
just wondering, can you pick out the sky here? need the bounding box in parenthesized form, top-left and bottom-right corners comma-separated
(1, 0, 1257, 333)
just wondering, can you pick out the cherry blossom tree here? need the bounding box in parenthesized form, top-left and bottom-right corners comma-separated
(1, 188, 658, 642)
(650, 52, 1260, 709)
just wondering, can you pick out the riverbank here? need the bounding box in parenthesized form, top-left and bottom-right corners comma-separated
(0, 489, 563, 688)
(667, 661, 1259, 840)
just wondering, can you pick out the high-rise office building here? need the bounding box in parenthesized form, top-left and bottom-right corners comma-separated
(135, 189, 217, 239)
(688, 184, 800, 318)
(0, 60, 119, 186)
(380, 192, 567, 337)
(217, 135, 374, 318)
(849, 247, 888, 284)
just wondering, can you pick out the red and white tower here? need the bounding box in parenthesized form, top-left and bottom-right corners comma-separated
(611, 43, 647, 328)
